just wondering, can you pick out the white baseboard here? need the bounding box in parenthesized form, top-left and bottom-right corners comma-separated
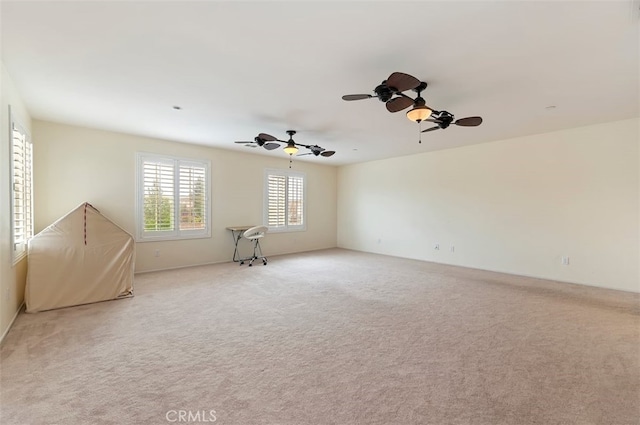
(0, 302, 25, 346)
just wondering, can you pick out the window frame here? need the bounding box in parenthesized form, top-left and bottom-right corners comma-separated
(9, 106, 34, 264)
(263, 168, 307, 233)
(135, 152, 211, 242)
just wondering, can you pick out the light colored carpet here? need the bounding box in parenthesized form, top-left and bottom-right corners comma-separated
(1, 248, 638, 425)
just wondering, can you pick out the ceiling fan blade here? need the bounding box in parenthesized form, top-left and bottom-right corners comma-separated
(321, 151, 335, 157)
(258, 133, 279, 141)
(263, 142, 280, 150)
(386, 72, 421, 92)
(342, 94, 374, 101)
(234, 141, 252, 144)
(454, 116, 483, 127)
(297, 153, 313, 157)
(421, 126, 441, 133)
(386, 96, 414, 113)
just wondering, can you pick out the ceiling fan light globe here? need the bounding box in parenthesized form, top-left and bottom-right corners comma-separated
(283, 143, 298, 155)
(406, 106, 432, 123)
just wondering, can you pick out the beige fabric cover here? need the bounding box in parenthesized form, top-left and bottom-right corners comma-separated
(26, 203, 134, 312)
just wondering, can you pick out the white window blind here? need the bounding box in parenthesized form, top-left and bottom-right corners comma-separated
(136, 153, 210, 241)
(287, 175, 304, 226)
(264, 169, 305, 232)
(179, 162, 207, 230)
(267, 174, 286, 228)
(142, 159, 175, 232)
(10, 111, 33, 262)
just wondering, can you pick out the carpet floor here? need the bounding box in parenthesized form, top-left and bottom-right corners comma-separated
(1, 248, 639, 425)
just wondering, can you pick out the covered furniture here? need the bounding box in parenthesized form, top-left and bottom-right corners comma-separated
(25, 202, 134, 312)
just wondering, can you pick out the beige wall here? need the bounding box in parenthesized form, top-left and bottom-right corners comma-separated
(32, 120, 338, 272)
(1, 63, 32, 340)
(337, 119, 639, 292)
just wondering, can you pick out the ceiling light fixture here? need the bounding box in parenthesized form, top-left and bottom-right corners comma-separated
(283, 141, 298, 155)
(406, 105, 432, 123)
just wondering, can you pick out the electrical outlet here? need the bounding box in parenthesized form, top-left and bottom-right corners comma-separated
(561, 256, 570, 265)
(154, 249, 160, 257)
(450, 246, 455, 253)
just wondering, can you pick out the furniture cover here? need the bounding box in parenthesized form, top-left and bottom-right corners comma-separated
(25, 202, 134, 312)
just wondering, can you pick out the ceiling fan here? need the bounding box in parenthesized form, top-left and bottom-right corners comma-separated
(235, 130, 335, 166)
(234, 133, 281, 150)
(342, 72, 483, 139)
(271, 130, 335, 158)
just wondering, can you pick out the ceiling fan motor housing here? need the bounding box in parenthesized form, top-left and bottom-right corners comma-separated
(438, 112, 454, 128)
(374, 82, 394, 102)
(310, 145, 325, 155)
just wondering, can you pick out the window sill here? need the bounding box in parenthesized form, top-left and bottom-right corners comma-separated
(267, 227, 306, 234)
(136, 232, 212, 243)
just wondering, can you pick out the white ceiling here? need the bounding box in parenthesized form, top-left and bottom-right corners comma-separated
(2, 1, 638, 165)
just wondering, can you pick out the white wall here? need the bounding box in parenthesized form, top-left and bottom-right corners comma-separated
(0, 63, 32, 339)
(33, 120, 337, 272)
(338, 119, 639, 292)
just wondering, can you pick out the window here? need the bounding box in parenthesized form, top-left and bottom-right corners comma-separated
(264, 169, 306, 232)
(10, 108, 33, 263)
(136, 153, 210, 241)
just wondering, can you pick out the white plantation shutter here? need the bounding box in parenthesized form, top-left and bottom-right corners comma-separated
(267, 174, 286, 228)
(137, 153, 210, 241)
(287, 175, 304, 226)
(142, 159, 175, 232)
(264, 169, 306, 231)
(179, 162, 207, 230)
(11, 114, 33, 262)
